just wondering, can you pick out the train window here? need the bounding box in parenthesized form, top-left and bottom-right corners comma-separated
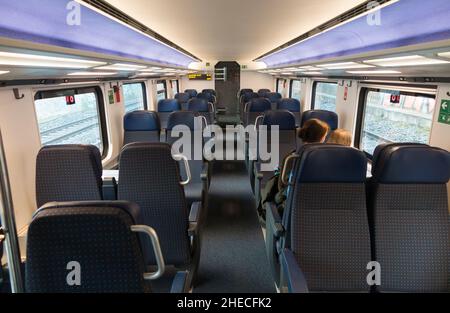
(156, 80, 167, 102)
(123, 82, 147, 113)
(34, 87, 108, 156)
(276, 78, 287, 95)
(289, 79, 301, 100)
(171, 79, 180, 96)
(312, 81, 338, 112)
(356, 87, 436, 157)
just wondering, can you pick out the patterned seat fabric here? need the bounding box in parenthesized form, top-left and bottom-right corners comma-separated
(118, 143, 191, 266)
(277, 98, 302, 126)
(35, 145, 103, 208)
(25, 201, 151, 293)
(368, 143, 450, 292)
(300, 110, 338, 131)
(187, 98, 214, 124)
(202, 89, 217, 96)
(184, 89, 198, 99)
(175, 93, 191, 110)
(258, 89, 271, 98)
(265, 92, 282, 109)
(123, 111, 161, 145)
(158, 99, 182, 129)
(244, 98, 271, 127)
(284, 144, 371, 292)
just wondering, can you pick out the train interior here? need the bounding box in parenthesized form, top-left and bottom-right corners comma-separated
(0, 0, 449, 294)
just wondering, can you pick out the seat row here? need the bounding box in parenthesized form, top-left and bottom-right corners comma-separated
(265, 143, 449, 293)
(30, 142, 204, 293)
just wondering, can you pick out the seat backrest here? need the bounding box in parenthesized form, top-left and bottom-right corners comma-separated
(118, 143, 191, 266)
(244, 97, 271, 126)
(188, 98, 213, 124)
(184, 89, 198, 98)
(175, 93, 191, 110)
(258, 89, 271, 98)
(26, 201, 151, 293)
(197, 92, 216, 104)
(301, 110, 338, 131)
(277, 98, 301, 112)
(239, 89, 253, 98)
(369, 143, 450, 292)
(123, 111, 161, 145)
(286, 144, 371, 292)
(35, 145, 102, 208)
(202, 89, 216, 96)
(158, 99, 182, 129)
(265, 92, 282, 104)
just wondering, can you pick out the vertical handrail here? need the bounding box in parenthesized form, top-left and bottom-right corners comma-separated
(0, 129, 24, 292)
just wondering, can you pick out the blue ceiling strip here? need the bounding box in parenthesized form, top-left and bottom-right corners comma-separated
(258, 0, 450, 67)
(0, 0, 196, 67)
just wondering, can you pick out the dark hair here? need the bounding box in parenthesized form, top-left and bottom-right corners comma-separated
(298, 119, 330, 143)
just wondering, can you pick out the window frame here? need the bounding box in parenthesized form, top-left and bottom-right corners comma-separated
(34, 86, 109, 159)
(311, 80, 338, 111)
(171, 79, 180, 95)
(289, 79, 301, 99)
(276, 78, 286, 94)
(156, 79, 168, 101)
(355, 84, 436, 159)
(123, 81, 148, 112)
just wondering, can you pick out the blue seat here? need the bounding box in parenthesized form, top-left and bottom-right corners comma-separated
(267, 144, 371, 292)
(253, 110, 298, 205)
(202, 89, 216, 96)
(238, 89, 253, 99)
(118, 143, 202, 288)
(158, 99, 182, 129)
(123, 111, 161, 145)
(187, 98, 214, 124)
(35, 145, 103, 208)
(258, 89, 271, 98)
(243, 97, 271, 127)
(300, 110, 338, 131)
(368, 143, 450, 292)
(197, 92, 216, 105)
(265, 92, 282, 109)
(165, 111, 209, 211)
(25, 201, 188, 293)
(175, 93, 191, 111)
(277, 98, 301, 126)
(184, 89, 198, 98)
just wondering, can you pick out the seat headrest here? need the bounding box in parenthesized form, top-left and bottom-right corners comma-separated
(371, 143, 450, 184)
(241, 92, 259, 103)
(167, 111, 199, 131)
(158, 99, 181, 112)
(120, 142, 173, 162)
(175, 92, 190, 103)
(188, 98, 209, 112)
(184, 89, 198, 98)
(265, 92, 282, 103)
(277, 98, 301, 112)
(246, 98, 271, 112)
(240, 89, 253, 97)
(197, 92, 215, 102)
(124, 111, 160, 131)
(263, 110, 297, 130)
(296, 144, 367, 183)
(202, 89, 216, 96)
(258, 89, 271, 97)
(301, 110, 338, 130)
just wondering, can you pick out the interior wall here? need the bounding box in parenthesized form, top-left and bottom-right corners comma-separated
(240, 71, 274, 92)
(180, 76, 215, 94)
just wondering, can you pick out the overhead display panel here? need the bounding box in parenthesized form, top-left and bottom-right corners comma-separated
(257, 0, 450, 67)
(0, 0, 198, 67)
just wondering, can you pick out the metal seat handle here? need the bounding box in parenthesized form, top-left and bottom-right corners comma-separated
(131, 225, 165, 281)
(254, 115, 264, 132)
(173, 154, 191, 185)
(281, 154, 300, 186)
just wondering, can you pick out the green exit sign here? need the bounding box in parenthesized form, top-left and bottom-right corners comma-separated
(438, 99, 450, 125)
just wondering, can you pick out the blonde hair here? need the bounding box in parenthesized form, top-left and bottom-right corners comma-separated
(328, 129, 352, 146)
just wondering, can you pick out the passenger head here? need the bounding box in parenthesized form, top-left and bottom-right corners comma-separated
(298, 118, 329, 144)
(328, 128, 352, 146)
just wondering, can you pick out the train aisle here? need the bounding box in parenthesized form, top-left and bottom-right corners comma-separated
(194, 160, 276, 293)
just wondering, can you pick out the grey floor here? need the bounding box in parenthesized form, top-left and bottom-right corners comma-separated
(193, 160, 276, 293)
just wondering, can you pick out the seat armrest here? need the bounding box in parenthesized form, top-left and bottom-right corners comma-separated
(188, 201, 202, 236)
(280, 249, 309, 293)
(265, 201, 284, 238)
(201, 162, 209, 182)
(102, 177, 117, 200)
(170, 271, 190, 293)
